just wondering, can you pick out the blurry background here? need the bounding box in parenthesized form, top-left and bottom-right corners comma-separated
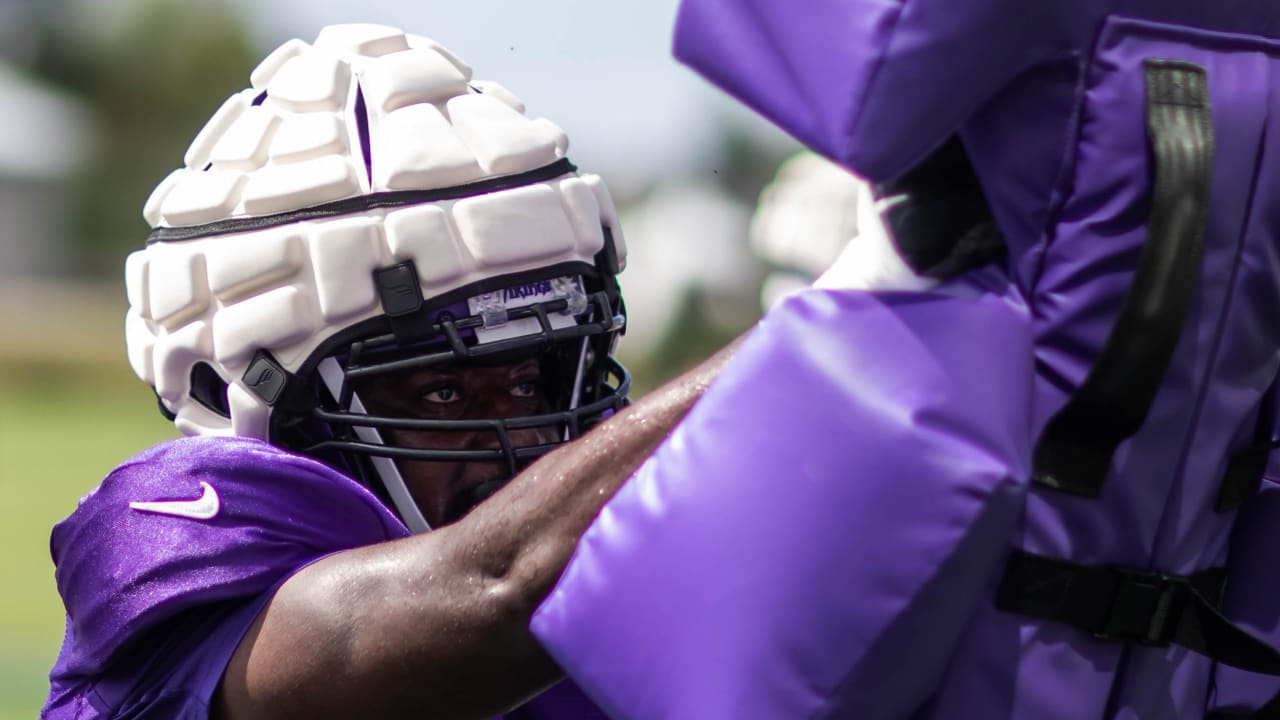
(0, 0, 845, 715)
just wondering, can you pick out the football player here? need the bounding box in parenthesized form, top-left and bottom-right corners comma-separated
(43, 24, 736, 719)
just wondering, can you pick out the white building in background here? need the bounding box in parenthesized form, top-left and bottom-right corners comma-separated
(617, 180, 763, 362)
(749, 151, 864, 310)
(0, 62, 96, 279)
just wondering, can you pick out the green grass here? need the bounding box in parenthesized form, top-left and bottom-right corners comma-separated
(0, 365, 175, 720)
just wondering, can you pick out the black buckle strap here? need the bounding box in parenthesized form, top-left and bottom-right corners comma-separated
(997, 551, 1280, 676)
(1033, 59, 1214, 496)
(997, 551, 1203, 646)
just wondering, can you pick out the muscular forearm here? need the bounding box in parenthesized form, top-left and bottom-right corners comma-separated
(217, 338, 742, 719)
(465, 334, 743, 614)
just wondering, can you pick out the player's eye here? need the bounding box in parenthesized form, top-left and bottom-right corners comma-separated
(421, 385, 462, 404)
(510, 382, 538, 399)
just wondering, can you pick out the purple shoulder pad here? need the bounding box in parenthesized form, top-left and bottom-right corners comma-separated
(532, 283, 1033, 719)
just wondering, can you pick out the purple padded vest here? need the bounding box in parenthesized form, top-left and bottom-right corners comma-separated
(532, 3, 1280, 718)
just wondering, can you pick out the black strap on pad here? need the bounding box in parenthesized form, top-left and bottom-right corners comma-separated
(997, 551, 1280, 677)
(1033, 59, 1215, 496)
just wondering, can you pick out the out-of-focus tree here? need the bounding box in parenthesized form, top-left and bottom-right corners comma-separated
(708, 121, 798, 208)
(618, 117, 796, 389)
(29, 0, 258, 277)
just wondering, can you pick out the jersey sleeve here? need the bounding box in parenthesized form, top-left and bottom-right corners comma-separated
(49, 436, 409, 678)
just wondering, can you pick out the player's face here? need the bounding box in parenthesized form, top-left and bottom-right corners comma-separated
(357, 357, 557, 528)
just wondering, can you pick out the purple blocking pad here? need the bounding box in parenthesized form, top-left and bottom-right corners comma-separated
(534, 282, 1034, 719)
(534, 4, 1280, 719)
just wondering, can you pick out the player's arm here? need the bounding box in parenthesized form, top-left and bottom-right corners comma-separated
(215, 339, 740, 720)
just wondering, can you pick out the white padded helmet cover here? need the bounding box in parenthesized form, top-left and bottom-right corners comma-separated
(126, 23, 627, 438)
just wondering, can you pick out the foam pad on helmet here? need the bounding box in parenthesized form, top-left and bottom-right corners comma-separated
(227, 383, 269, 438)
(308, 217, 387, 323)
(154, 24, 582, 225)
(240, 155, 361, 215)
(249, 38, 309, 90)
(454, 184, 578, 265)
(124, 252, 150, 318)
(153, 321, 213, 404)
(384, 204, 471, 284)
(143, 170, 183, 228)
(557, 177, 606, 258)
(267, 51, 352, 113)
(130, 172, 615, 437)
(183, 89, 254, 170)
(147, 248, 209, 330)
(533, 118, 570, 156)
(212, 286, 319, 367)
(124, 309, 155, 385)
(174, 404, 235, 437)
(471, 80, 526, 114)
(159, 169, 246, 227)
(269, 113, 347, 163)
(447, 94, 562, 176)
(206, 230, 305, 301)
(406, 34, 473, 80)
(373, 104, 485, 189)
(314, 23, 410, 59)
(127, 23, 627, 440)
(361, 47, 470, 112)
(582, 175, 626, 270)
(209, 106, 280, 172)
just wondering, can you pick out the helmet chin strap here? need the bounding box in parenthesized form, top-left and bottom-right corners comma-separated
(316, 358, 433, 533)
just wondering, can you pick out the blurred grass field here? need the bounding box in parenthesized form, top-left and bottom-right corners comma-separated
(0, 284, 175, 719)
(0, 373, 175, 718)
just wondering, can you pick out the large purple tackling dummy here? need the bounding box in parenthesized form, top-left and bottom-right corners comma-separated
(533, 2, 1280, 718)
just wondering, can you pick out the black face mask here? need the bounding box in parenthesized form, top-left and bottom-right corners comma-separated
(265, 279, 630, 531)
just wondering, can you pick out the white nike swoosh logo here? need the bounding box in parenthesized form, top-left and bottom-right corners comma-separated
(129, 481, 221, 520)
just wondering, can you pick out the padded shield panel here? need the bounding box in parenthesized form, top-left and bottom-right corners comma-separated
(674, 1, 1280, 185)
(656, 6, 1280, 719)
(532, 282, 1033, 719)
(673, 0, 1095, 181)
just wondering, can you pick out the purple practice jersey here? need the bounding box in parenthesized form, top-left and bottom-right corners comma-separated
(43, 436, 608, 719)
